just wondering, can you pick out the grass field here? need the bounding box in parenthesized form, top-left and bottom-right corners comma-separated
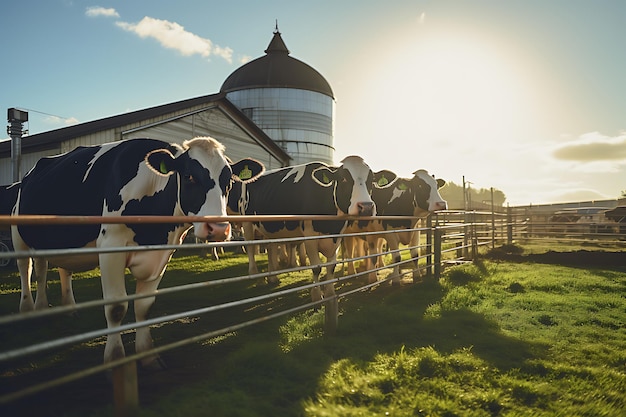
(0, 243, 625, 416)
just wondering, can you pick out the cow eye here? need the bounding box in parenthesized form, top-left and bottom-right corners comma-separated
(184, 174, 195, 184)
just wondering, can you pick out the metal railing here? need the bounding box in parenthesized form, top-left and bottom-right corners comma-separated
(0, 210, 522, 415)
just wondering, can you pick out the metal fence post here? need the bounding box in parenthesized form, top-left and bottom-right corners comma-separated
(507, 205, 513, 245)
(426, 215, 433, 279)
(434, 219, 442, 280)
(324, 295, 338, 335)
(113, 361, 139, 417)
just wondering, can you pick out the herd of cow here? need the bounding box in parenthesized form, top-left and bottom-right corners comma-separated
(0, 136, 446, 369)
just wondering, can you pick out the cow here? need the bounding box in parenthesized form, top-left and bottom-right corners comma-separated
(227, 156, 395, 327)
(1, 182, 77, 309)
(11, 136, 264, 368)
(343, 169, 447, 284)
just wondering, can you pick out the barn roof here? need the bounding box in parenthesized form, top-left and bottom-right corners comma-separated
(220, 29, 334, 98)
(0, 93, 291, 164)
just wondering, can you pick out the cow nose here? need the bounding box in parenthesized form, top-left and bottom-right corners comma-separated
(206, 222, 231, 242)
(431, 201, 448, 211)
(357, 202, 375, 216)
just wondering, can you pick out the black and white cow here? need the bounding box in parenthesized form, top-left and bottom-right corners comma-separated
(227, 156, 393, 324)
(0, 182, 20, 220)
(1, 182, 76, 309)
(11, 136, 264, 367)
(343, 169, 447, 284)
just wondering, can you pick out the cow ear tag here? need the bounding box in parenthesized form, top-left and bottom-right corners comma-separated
(377, 175, 388, 187)
(238, 165, 252, 180)
(159, 160, 169, 174)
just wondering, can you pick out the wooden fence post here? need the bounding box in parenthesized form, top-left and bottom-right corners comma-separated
(113, 361, 139, 417)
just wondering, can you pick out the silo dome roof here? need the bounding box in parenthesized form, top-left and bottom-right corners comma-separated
(220, 30, 334, 99)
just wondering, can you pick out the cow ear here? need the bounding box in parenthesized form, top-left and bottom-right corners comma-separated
(145, 149, 177, 176)
(395, 179, 410, 191)
(311, 166, 335, 187)
(231, 159, 265, 184)
(373, 170, 397, 188)
(437, 178, 446, 189)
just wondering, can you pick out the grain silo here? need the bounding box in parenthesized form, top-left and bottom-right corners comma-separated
(220, 27, 335, 165)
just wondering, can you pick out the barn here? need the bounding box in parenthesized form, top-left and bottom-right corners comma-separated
(0, 27, 336, 184)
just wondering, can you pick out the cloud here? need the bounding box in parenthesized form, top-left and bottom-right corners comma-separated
(418, 12, 426, 25)
(43, 116, 79, 126)
(116, 17, 233, 63)
(552, 132, 626, 162)
(239, 55, 253, 65)
(85, 6, 120, 18)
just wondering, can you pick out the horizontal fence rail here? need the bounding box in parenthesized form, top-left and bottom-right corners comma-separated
(5, 208, 620, 415)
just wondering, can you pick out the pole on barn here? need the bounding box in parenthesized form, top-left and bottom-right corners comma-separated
(112, 361, 139, 417)
(7, 108, 28, 182)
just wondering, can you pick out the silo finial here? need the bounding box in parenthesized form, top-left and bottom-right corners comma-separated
(274, 19, 279, 33)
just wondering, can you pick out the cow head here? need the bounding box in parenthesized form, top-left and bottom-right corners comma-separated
(311, 155, 376, 216)
(145, 137, 264, 241)
(411, 169, 448, 215)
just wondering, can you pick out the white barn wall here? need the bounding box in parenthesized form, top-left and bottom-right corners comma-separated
(0, 103, 286, 185)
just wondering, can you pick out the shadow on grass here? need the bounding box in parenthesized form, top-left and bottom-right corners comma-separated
(1, 262, 546, 417)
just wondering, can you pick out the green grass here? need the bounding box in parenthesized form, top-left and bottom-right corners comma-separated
(1, 245, 625, 416)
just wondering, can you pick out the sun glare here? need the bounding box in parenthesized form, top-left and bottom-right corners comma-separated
(387, 34, 532, 142)
(340, 26, 537, 181)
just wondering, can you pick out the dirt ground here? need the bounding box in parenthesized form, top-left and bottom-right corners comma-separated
(486, 248, 626, 268)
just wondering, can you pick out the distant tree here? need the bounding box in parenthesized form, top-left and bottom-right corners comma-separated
(621, 190, 626, 198)
(439, 181, 506, 209)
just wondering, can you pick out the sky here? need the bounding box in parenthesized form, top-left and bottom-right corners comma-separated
(1, 0, 625, 206)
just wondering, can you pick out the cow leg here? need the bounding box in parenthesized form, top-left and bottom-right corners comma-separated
(59, 268, 76, 308)
(134, 277, 164, 370)
(365, 236, 379, 284)
(242, 222, 258, 275)
(342, 236, 359, 276)
(18, 257, 35, 312)
(305, 240, 323, 303)
(99, 252, 129, 365)
(266, 243, 280, 284)
(296, 242, 307, 266)
(386, 235, 403, 285)
(409, 231, 421, 281)
(32, 257, 50, 310)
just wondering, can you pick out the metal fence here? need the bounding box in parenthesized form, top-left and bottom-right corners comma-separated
(0, 209, 622, 415)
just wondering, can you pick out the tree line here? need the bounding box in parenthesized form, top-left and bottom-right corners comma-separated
(439, 181, 506, 209)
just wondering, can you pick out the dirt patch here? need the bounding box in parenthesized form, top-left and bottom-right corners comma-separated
(485, 250, 626, 268)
